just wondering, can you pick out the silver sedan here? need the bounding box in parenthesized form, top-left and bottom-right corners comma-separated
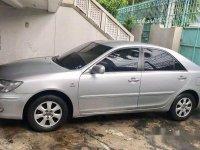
(0, 41, 200, 132)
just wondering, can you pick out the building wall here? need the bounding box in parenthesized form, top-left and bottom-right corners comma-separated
(149, 24, 182, 52)
(0, 6, 108, 64)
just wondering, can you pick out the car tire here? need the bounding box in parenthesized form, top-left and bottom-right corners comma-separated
(170, 93, 196, 121)
(27, 95, 68, 132)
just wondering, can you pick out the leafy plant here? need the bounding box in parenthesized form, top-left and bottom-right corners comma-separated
(123, 16, 137, 31)
(96, 0, 129, 17)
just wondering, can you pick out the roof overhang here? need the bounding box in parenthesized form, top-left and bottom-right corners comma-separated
(1, 0, 62, 12)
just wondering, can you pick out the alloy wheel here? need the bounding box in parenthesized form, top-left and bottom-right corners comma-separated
(175, 97, 192, 118)
(34, 101, 62, 128)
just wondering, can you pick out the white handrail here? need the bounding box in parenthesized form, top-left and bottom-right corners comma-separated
(73, 0, 134, 41)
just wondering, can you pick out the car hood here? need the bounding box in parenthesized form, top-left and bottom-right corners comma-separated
(0, 57, 69, 80)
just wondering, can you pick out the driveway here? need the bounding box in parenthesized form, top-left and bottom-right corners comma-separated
(0, 109, 200, 150)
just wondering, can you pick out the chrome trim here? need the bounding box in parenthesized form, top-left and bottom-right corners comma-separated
(80, 93, 139, 98)
(139, 91, 175, 96)
(80, 105, 137, 114)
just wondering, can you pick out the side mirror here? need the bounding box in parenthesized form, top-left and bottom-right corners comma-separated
(91, 65, 105, 74)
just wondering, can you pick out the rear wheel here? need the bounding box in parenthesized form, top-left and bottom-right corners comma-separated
(170, 93, 196, 121)
(27, 95, 68, 132)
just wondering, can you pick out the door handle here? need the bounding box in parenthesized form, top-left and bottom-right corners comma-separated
(178, 76, 187, 80)
(128, 77, 140, 83)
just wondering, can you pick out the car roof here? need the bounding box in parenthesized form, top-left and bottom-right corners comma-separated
(96, 40, 174, 53)
(96, 40, 179, 54)
(96, 40, 155, 48)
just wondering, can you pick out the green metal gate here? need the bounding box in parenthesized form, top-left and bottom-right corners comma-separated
(141, 23, 152, 43)
(179, 27, 200, 65)
(117, 0, 200, 45)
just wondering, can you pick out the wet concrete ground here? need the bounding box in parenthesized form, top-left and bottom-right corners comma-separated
(1, 110, 200, 150)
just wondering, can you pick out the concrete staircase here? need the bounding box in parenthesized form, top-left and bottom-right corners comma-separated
(63, 0, 134, 41)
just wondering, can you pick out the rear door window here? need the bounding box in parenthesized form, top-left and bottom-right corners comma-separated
(143, 48, 186, 71)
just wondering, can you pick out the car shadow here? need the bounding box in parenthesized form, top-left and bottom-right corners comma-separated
(0, 108, 200, 130)
(70, 112, 169, 124)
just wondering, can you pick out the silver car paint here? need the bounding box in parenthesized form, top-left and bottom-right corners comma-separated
(79, 72, 141, 114)
(0, 41, 200, 119)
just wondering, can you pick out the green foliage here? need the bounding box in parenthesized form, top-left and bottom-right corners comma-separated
(123, 16, 137, 31)
(133, 0, 146, 4)
(127, 0, 146, 5)
(169, 0, 200, 27)
(96, 0, 145, 31)
(96, 0, 129, 17)
(96, 0, 146, 17)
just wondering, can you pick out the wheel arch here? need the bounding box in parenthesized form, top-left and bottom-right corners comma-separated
(23, 90, 74, 120)
(179, 90, 199, 108)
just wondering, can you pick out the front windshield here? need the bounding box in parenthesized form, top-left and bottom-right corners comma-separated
(54, 42, 112, 70)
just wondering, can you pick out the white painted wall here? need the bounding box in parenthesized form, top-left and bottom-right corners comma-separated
(1, 0, 62, 12)
(0, 6, 108, 64)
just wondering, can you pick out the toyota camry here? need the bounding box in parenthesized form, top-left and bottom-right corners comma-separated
(0, 41, 200, 132)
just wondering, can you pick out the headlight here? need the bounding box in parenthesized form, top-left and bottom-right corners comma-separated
(0, 79, 23, 93)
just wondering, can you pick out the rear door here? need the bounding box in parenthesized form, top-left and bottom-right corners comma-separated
(138, 47, 189, 109)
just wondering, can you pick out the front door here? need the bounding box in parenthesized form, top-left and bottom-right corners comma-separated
(79, 48, 142, 115)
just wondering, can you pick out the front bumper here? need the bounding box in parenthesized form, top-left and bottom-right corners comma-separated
(0, 92, 32, 119)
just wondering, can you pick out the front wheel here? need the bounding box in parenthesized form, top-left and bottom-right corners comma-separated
(170, 93, 196, 121)
(27, 95, 68, 132)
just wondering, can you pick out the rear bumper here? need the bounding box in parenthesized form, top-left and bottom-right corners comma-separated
(0, 92, 32, 120)
(196, 90, 200, 108)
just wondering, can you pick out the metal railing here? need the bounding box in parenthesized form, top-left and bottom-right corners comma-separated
(117, 0, 200, 28)
(73, 0, 134, 41)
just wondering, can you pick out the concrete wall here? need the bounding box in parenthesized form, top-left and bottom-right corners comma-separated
(149, 24, 182, 52)
(132, 24, 182, 52)
(132, 24, 143, 42)
(0, 6, 108, 64)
